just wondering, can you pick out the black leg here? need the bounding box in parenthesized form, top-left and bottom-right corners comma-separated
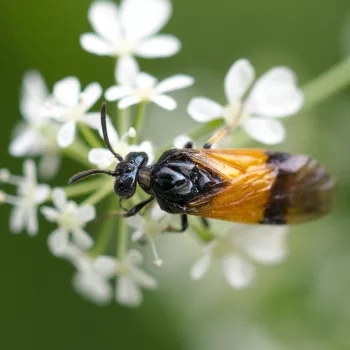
(166, 214, 188, 233)
(122, 197, 154, 217)
(201, 217, 210, 228)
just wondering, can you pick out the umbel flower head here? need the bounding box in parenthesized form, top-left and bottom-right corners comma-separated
(93, 250, 158, 307)
(41, 188, 96, 255)
(188, 59, 304, 145)
(0, 160, 50, 235)
(80, 0, 180, 73)
(191, 225, 288, 289)
(105, 59, 194, 110)
(9, 71, 61, 179)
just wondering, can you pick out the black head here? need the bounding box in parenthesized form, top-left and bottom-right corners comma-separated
(68, 103, 148, 200)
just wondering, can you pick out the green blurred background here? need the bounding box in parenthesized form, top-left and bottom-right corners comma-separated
(1, 0, 350, 349)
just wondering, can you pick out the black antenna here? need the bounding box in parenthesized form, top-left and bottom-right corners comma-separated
(101, 102, 124, 162)
(68, 169, 117, 185)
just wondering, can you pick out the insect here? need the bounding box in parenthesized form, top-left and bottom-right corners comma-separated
(69, 103, 335, 232)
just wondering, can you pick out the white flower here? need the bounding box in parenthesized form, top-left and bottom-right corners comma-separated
(190, 225, 288, 289)
(9, 71, 61, 179)
(188, 59, 304, 145)
(173, 134, 194, 149)
(93, 250, 157, 307)
(58, 243, 112, 305)
(49, 77, 102, 148)
(105, 59, 194, 110)
(89, 120, 154, 169)
(41, 188, 96, 255)
(126, 204, 171, 266)
(0, 160, 50, 235)
(80, 0, 180, 74)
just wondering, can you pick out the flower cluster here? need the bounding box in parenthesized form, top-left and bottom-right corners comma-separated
(0, 0, 303, 307)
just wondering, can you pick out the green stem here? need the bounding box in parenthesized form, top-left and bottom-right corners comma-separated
(82, 181, 113, 206)
(303, 55, 350, 109)
(79, 123, 102, 149)
(131, 102, 147, 144)
(116, 217, 128, 260)
(116, 106, 129, 136)
(61, 140, 91, 168)
(91, 195, 117, 257)
(61, 178, 106, 199)
(192, 221, 216, 243)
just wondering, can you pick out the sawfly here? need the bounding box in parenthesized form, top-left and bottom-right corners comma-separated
(69, 103, 335, 231)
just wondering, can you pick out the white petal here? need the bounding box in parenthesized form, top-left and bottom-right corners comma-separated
(73, 271, 112, 305)
(187, 97, 223, 122)
(137, 35, 180, 58)
(27, 205, 38, 236)
(155, 75, 194, 94)
(115, 56, 139, 86)
(53, 77, 81, 107)
(78, 205, 96, 222)
(21, 71, 48, 121)
(138, 141, 154, 163)
(39, 154, 61, 180)
(131, 267, 157, 289)
(105, 86, 132, 101)
(151, 94, 177, 110)
(233, 226, 288, 264)
(221, 255, 255, 289)
(93, 256, 118, 277)
(225, 59, 255, 103)
(83, 112, 102, 129)
(88, 1, 121, 43)
(136, 72, 157, 89)
(190, 254, 211, 280)
(52, 188, 67, 210)
(173, 134, 193, 149)
(72, 228, 94, 250)
(126, 249, 143, 266)
(9, 128, 43, 157)
(118, 96, 141, 109)
(131, 230, 144, 242)
(41, 206, 59, 222)
(57, 121, 76, 148)
(47, 228, 69, 256)
(81, 83, 102, 111)
(80, 33, 116, 56)
(89, 148, 113, 168)
(125, 215, 144, 230)
(116, 276, 142, 307)
(243, 117, 285, 145)
(120, 0, 172, 40)
(247, 67, 304, 117)
(34, 185, 50, 204)
(10, 205, 25, 233)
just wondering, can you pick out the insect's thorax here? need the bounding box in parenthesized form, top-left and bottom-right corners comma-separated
(149, 150, 221, 214)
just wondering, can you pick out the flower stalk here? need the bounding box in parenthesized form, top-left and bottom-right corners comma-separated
(131, 102, 147, 143)
(79, 123, 102, 149)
